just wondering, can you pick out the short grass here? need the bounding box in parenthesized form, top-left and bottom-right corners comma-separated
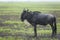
(0, 2, 60, 40)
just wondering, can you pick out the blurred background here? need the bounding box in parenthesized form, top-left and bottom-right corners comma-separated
(0, 0, 60, 40)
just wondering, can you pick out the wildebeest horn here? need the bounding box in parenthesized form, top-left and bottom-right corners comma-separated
(27, 9, 29, 11)
(23, 8, 29, 12)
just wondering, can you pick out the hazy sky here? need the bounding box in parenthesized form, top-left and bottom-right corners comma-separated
(0, 0, 60, 2)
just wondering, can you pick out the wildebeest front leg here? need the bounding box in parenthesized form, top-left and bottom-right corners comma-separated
(33, 24, 37, 37)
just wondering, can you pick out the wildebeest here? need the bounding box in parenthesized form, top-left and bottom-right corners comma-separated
(21, 9, 57, 37)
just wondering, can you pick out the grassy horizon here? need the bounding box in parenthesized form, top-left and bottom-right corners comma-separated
(0, 2, 60, 40)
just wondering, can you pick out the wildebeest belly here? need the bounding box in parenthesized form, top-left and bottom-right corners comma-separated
(36, 19, 48, 25)
(37, 21, 48, 25)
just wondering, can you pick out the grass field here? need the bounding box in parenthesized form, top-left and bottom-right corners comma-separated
(0, 2, 60, 40)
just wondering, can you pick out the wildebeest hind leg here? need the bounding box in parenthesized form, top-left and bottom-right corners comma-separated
(50, 24, 55, 37)
(33, 24, 37, 37)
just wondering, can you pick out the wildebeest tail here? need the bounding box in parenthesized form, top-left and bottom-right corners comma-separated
(54, 16, 57, 34)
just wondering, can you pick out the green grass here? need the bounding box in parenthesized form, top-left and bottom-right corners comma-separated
(0, 2, 60, 15)
(0, 2, 60, 40)
(0, 20, 60, 40)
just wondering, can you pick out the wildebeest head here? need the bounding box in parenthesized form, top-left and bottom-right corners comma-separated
(21, 9, 29, 21)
